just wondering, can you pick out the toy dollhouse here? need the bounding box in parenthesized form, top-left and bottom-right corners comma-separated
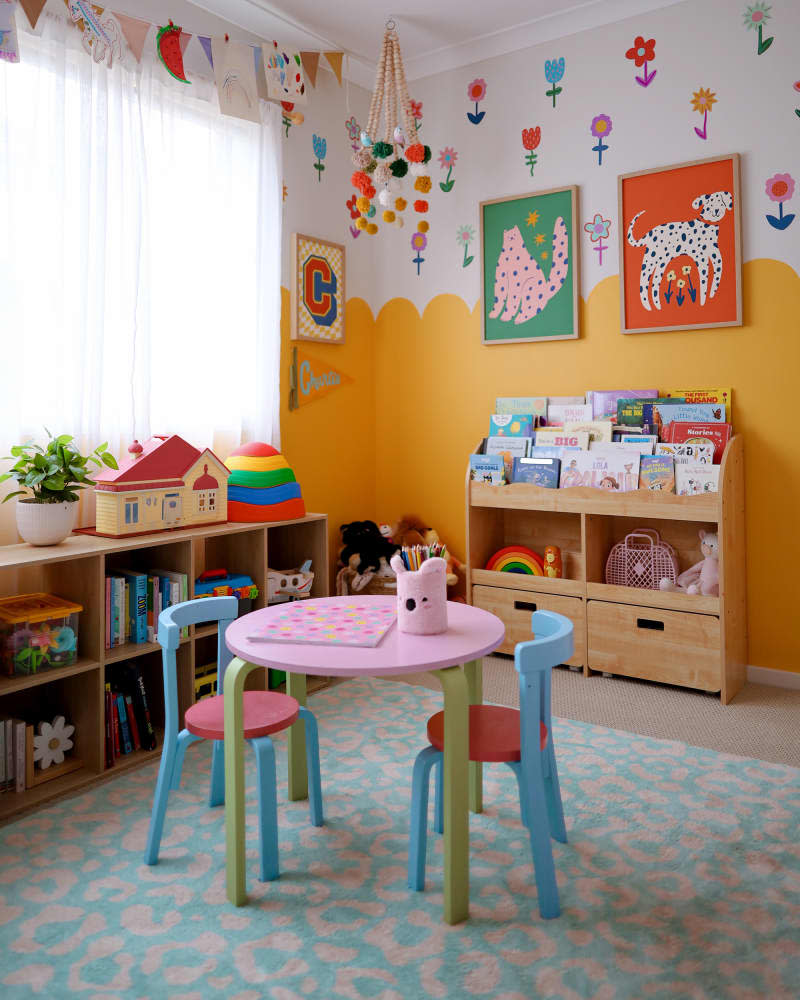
(93, 435, 229, 537)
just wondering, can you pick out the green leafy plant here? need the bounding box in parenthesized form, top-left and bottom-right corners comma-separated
(0, 431, 118, 504)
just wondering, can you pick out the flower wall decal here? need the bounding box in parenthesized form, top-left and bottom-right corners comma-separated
(743, 3, 773, 54)
(312, 134, 326, 180)
(409, 99, 423, 131)
(765, 173, 795, 230)
(625, 35, 657, 87)
(438, 147, 458, 193)
(344, 115, 360, 151)
(456, 224, 475, 268)
(522, 126, 541, 175)
(590, 114, 612, 165)
(466, 78, 487, 124)
(795, 80, 800, 118)
(411, 230, 427, 275)
(544, 57, 565, 108)
(691, 87, 717, 140)
(584, 213, 611, 265)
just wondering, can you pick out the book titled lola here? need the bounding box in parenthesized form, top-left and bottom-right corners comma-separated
(559, 452, 640, 491)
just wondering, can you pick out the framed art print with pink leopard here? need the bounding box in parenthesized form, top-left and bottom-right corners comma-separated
(480, 185, 579, 344)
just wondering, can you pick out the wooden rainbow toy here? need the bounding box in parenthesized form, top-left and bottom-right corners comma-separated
(224, 443, 306, 522)
(485, 546, 544, 575)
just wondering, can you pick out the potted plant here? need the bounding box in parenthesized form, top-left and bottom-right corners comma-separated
(0, 432, 118, 545)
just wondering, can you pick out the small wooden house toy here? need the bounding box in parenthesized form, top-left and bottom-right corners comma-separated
(93, 435, 228, 537)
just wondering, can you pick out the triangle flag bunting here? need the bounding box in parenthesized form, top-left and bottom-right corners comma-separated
(19, 0, 47, 29)
(300, 51, 319, 88)
(114, 12, 151, 63)
(198, 35, 213, 68)
(323, 51, 343, 85)
(179, 30, 192, 56)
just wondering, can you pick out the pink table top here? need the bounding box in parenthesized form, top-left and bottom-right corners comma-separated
(225, 596, 505, 677)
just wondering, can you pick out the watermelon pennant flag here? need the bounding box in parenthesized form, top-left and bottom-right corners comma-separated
(19, 0, 47, 29)
(156, 21, 190, 83)
(115, 12, 151, 63)
(198, 35, 213, 68)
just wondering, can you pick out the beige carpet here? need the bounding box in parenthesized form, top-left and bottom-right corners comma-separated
(395, 657, 800, 768)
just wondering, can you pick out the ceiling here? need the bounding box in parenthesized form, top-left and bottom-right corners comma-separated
(192, 0, 685, 87)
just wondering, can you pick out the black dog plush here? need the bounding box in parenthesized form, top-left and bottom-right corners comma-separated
(339, 520, 398, 575)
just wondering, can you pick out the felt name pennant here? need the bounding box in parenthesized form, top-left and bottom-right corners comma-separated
(115, 11, 150, 62)
(289, 347, 352, 410)
(19, 0, 46, 29)
(300, 50, 319, 88)
(323, 50, 343, 85)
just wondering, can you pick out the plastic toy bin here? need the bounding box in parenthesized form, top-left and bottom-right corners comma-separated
(0, 593, 83, 677)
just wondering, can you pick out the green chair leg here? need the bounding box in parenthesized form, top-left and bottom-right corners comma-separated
(464, 659, 483, 814)
(286, 672, 308, 802)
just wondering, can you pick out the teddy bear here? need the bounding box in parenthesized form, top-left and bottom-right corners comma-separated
(392, 514, 465, 588)
(339, 520, 398, 576)
(659, 529, 719, 597)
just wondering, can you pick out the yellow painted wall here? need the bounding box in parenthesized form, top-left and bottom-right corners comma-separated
(279, 288, 377, 586)
(372, 259, 800, 674)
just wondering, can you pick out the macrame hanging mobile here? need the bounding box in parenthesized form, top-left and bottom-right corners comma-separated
(350, 19, 431, 237)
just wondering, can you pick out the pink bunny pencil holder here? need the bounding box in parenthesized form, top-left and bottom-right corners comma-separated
(390, 555, 448, 635)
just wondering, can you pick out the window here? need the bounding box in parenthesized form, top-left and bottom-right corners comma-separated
(207, 491, 216, 513)
(124, 500, 139, 525)
(0, 18, 282, 458)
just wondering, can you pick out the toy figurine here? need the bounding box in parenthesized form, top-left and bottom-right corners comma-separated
(659, 529, 719, 597)
(543, 545, 563, 578)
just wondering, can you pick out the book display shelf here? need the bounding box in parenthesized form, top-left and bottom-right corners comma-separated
(0, 514, 328, 821)
(466, 436, 746, 703)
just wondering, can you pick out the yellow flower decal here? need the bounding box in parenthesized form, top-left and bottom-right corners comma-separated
(690, 87, 717, 114)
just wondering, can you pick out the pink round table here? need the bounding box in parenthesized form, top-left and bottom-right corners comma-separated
(223, 596, 505, 924)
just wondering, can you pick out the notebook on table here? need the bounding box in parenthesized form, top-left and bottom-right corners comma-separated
(246, 601, 397, 648)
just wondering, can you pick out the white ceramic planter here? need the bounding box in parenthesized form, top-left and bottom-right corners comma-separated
(16, 499, 78, 546)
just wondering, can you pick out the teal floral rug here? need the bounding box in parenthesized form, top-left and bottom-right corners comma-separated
(1, 677, 798, 999)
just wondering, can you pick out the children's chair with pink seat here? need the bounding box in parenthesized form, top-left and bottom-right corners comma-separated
(407, 609, 572, 919)
(144, 596, 323, 880)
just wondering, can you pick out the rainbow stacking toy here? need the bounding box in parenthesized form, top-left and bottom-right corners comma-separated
(224, 443, 306, 522)
(485, 545, 544, 575)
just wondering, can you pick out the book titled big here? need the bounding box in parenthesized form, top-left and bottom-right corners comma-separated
(663, 422, 732, 464)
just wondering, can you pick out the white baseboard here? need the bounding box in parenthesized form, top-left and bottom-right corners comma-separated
(747, 664, 800, 690)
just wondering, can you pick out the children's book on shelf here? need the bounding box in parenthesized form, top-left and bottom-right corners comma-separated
(548, 395, 585, 405)
(546, 402, 592, 425)
(675, 463, 721, 495)
(470, 454, 505, 485)
(590, 439, 655, 456)
(512, 456, 561, 488)
(489, 414, 534, 437)
(563, 420, 614, 443)
(529, 444, 581, 461)
(104, 662, 158, 767)
(638, 455, 676, 492)
(587, 389, 658, 421)
(486, 435, 532, 479)
(643, 402, 726, 436)
(617, 434, 658, 453)
(495, 396, 547, 424)
(105, 568, 189, 648)
(665, 387, 732, 420)
(559, 451, 640, 490)
(617, 397, 684, 426)
(662, 422, 732, 463)
(119, 570, 148, 644)
(655, 441, 714, 464)
(535, 429, 589, 450)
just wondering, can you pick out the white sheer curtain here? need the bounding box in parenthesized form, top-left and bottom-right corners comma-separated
(0, 15, 282, 468)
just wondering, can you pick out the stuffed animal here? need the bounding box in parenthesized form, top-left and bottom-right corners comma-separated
(392, 514, 465, 587)
(339, 520, 398, 575)
(659, 529, 719, 596)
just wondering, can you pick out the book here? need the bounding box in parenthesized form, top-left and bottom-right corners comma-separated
(656, 441, 715, 465)
(638, 455, 676, 492)
(105, 685, 115, 768)
(546, 402, 593, 425)
(489, 413, 534, 437)
(124, 663, 157, 751)
(146, 576, 155, 643)
(675, 463, 721, 495)
(124, 694, 141, 751)
(0, 719, 5, 791)
(590, 440, 656, 456)
(105, 577, 111, 650)
(529, 444, 582, 461)
(120, 570, 148, 644)
(13, 719, 25, 793)
(535, 429, 589, 450)
(617, 397, 684, 426)
(560, 451, 640, 491)
(469, 454, 505, 485)
(665, 387, 732, 421)
(642, 402, 726, 437)
(616, 434, 658, 454)
(495, 396, 547, 424)
(548, 395, 585, 405)
(563, 420, 614, 443)
(486, 435, 532, 479)
(116, 694, 133, 754)
(662, 422, 732, 463)
(5, 719, 12, 791)
(512, 456, 561, 487)
(588, 389, 659, 421)
(247, 601, 397, 647)
(151, 569, 190, 638)
(111, 697, 121, 758)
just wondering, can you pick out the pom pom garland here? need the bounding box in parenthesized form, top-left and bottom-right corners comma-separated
(355, 217, 368, 230)
(395, 197, 407, 211)
(394, 215, 404, 228)
(372, 140, 393, 159)
(382, 210, 396, 223)
(352, 148, 372, 169)
(405, 143, 425, 163)
(414, 199, 429, 213)
(378, 189, 392, 206)
(356, 195, 371, 213)
(374, 163, 391, 185)
(366, 222, 378, 234)
(414, 175, 432, 193)
(364, 160, 376, 174)
(389, 178, 402, 192)
(422, 145, 432, 164)
(417, 220, 430, 233)
(351, 171, 372, 194)
(390, 158, 408, 178)
(409, 162, 425, 177)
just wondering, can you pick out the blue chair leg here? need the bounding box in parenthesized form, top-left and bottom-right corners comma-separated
(544, 743, 567, 844)
(507, 760, 530, 828)
(433, 755, 443, 834)
(145, 736, 178, 865)
(299, 707, 324, 827)
(520, 756, 560, 919)
(209, 739, 225, 807)
(170, 729, 202, 790)
(251, 736, 280, 882)
(408, 745, 442, 891)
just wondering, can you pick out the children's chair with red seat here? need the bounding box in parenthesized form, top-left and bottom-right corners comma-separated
(407, 609, 572, 919)
(144, 596, 323, 880)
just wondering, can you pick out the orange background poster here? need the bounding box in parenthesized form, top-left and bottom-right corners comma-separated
(620, 156, 740, 333)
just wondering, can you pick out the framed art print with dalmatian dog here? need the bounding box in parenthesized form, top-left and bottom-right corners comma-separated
(618, 154, 742, 334)
(480, 186, 580, 344)
(291, 233, 346, 344)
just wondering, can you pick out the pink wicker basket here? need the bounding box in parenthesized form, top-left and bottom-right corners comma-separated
(605, 528, 679, 590)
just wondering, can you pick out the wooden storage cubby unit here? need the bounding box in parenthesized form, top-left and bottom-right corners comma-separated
(466, 436, 746, 703)
(0, 513, 328, 821)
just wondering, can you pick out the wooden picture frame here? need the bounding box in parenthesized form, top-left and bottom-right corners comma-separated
(480, 185, 579, 344)
(291, 233, 346, 344)
(618, 154, 742, 335)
